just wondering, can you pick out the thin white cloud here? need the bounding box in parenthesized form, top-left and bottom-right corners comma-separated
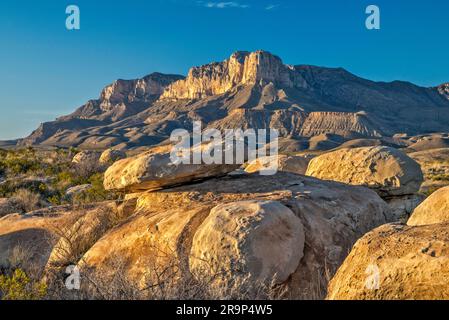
(200, 1, 250, 9)
(265, 4, 279, 10)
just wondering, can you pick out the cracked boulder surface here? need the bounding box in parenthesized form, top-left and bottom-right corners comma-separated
(327, 222, 449, 300)
(81, 172, 390, 299)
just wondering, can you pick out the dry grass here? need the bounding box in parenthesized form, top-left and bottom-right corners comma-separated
(44, 240, 289, 300)
(9, 189, 42, 213)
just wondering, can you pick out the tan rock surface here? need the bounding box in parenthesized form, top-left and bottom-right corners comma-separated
(99, 148, 126, 164)
(46, 202, 119, 269)
(72, 151, 101, 164)
(306, 146, 423, 197)
(81, 206, 211, 287)
(190, 200, 304, 284)
(161, 51, 297, 100)
(103, 144, 241, 192)
(408, 186, 449, 226)
(327, 223, 449, 300)
(0, 206, 76, 272)
(83, 172, 389, 298)
(245, 155, 310, 175)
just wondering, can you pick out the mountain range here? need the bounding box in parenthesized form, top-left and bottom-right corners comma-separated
(16, 50, 449, 151)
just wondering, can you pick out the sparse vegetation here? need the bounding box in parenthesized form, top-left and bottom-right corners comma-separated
(0, 269, 47, 300)
(9, 189, 42, 213)
(45, 248, 287, 301)
(0, 243, 48, 300)
(0, 147, 119, 211)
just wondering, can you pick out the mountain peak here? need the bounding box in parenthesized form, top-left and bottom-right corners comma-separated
(161, 50, 294, 100)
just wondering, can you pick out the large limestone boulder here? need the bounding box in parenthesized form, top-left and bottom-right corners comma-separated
(72, 151, 101, 164)
(327, 223, 449, 300)
(99, 148, 126, 165)
(103, 144, 241, 192)
(408, 186, 449, 226)
(83, 172, 389, 299)
(81, 205, 211, 288)
(245, 155, 310, 175)
(190, 200, 304, 284)
(306, 146, 423, 197)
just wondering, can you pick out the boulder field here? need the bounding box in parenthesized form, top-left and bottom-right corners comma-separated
(0, 144, 429, 299)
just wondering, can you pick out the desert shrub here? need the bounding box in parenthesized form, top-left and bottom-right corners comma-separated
(69, 146, 79, 156)
(0, 158, 40, 175)
(0, 178, 48, 197)
(0, 269, 47, 300)
(46, 242, 287, 301)
(48, 206, 117, 269)
(0, 147, 114, 211)
(10, 189, 42, 213)
(71, 173, 117, 205)
(47, 193, 64, 206)
(54, 170, 81, 188)
(431, 174, 449, 182)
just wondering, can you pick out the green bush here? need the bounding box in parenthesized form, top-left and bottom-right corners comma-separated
(0, 269, 47, 300)
(0, 157, 40, 175)
(72, 173, 117, 205)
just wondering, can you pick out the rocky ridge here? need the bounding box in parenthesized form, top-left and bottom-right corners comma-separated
(16, 51, 449, 150)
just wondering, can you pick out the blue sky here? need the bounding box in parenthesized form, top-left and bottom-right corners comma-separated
(0, 0, 448, 140)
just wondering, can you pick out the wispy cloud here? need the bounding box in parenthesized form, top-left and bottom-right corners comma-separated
(199, 1, 250, 9)
(265, 4, 279, 10)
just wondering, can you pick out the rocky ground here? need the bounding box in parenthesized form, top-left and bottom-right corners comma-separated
(2, 138, 449, 300)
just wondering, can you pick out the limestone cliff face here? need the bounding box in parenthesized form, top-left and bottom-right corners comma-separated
(161, 51, 303, 100)
(99, 73, 184, 112)
(60, 73, 184, 121)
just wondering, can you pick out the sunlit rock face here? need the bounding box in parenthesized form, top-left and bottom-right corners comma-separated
(161, 50, 304, 100)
